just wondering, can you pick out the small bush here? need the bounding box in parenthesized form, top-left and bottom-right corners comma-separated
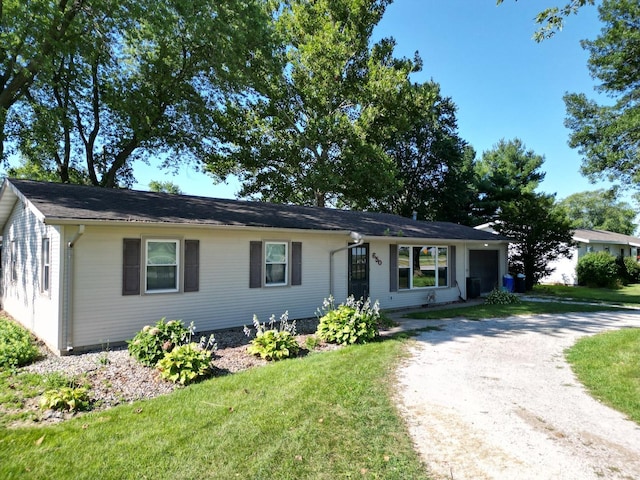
(622, 257, 640, 284)
(245, 312, 299, 361)
(316, 296, 380, 346)
(484, 288, 520, 305)
(128, 319, 190, 366)
(40, 386, 90, 412)
(157, 343, 213, 385)
(576, 252, 619, 288)
(0, 318, 39, 369)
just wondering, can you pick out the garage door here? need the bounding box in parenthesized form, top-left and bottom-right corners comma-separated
(469, 250, 499, 294)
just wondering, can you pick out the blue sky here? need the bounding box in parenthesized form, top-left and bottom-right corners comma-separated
(134, 1, 609, 201)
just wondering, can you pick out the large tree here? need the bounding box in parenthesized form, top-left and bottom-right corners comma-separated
(496, 192, 575, 290)
(4, 0, 276, 187)
(564, 0, 640, 191)
(379, 81, 476, 224)
(473, 138, 545, 224)
(210, 0, 421, 208)
(558, 189, 637, 235)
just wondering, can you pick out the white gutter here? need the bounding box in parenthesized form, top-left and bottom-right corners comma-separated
(63, 225, 85, 352)
(329, 231, 364, 297)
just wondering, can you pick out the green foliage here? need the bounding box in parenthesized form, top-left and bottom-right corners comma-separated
(496, 191, 575, 290)
(576, 251, 619, 288)
(564, 0, 640, 190)
(156, 343, 213, 385)
(484, 288, 521, 305)
(127, 319, 190, 367)
(317, 296, 380, 345)
(558, 189, 637, 235)
(0, 318, 39, 369)
(148, 181, 183, 195)
(213, 0, 421, 208)
(305, 335, 320, 350)
(245, 312, 300, 361)
(3, 0, 277, 186)
(622, 257, 640, 285)
(497, 0, 595, 41)
(40, 387, 90, 412)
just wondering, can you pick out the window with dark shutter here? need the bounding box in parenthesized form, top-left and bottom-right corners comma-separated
(123, 238, 141, 295)
(291, 242, 302, 286)
(184, 240, 199, 292)
(389, 244, 398, 292)
(249, 241, 263, 288)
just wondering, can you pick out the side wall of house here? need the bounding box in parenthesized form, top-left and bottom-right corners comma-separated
(66, 225, 508, 350)
(69, 225, 347, 349)
(1, 201, 62, 351)
(540, 247, 578, 285)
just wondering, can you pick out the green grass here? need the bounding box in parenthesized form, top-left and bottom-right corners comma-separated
(403, 300, 629, 320)
(566, 328, 640, 424)
(0, 340, 428, 480)
(532, 284, 640, 305)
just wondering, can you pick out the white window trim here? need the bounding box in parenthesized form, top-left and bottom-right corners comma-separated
(264, 241, 288, 287)
(144, 238, 180, 294)
(10, 239, 17, 283)
(398, 245, 448, 290)
(41, 237, 51, 294)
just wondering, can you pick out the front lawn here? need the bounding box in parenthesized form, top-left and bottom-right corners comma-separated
(403, 300, 629, 320)
(532, 284, 640, 305)
(0, 339, 428, 480)
(566, 328, 640, 424)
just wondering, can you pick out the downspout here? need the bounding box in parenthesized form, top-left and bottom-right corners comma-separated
(63, 225, 85, 352)
(329, 232, 364, 297)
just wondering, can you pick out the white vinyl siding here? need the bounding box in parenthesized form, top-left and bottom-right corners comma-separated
(1, 200, 62, 352)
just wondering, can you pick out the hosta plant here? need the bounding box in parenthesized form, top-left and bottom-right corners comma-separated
(40, 387, 90, 412)
(128, 318, 190, 366)
(156, 343, 213, 385)
(316, 295, 380, 345)
(244, 312, 299, 361)
(484, 288, 520, 305)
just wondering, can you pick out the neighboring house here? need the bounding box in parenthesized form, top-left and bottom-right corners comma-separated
(541, 229, 640, 285)
(0, 179, 509, 355)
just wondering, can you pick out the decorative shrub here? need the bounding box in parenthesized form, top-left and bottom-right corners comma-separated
(40, 387, 90, 412)
(127, 319, 190, 366)
(576, 252, 619, 288)
(245, 312, 299, 361)
(157, 343, 213, 385)
(316, 296, 380, 345)
(0, 318, 39, 369)
(622, 257, 640, 285)
(484, 288, 520, 305)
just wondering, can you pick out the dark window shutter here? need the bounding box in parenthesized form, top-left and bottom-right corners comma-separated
(184, 240, 200, 292)
(250, 241, 262, 288)
(123, 238, 141, 295)
(291, 242, 302, 286)
(389, 244, 398, 292)
(449, 245, 456, 288)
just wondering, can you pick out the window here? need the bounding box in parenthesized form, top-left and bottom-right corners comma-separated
(10, 240, 17, 282)
(265, 242, 288, 286)
(145, 239, 179, 292)
(41, 238, 50, 293)
(398, 245, 448, 289)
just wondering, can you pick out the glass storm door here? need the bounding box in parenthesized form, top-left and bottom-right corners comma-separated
(348, 243, 369, 300)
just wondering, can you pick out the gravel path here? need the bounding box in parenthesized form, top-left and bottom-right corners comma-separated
(396, 310, 640, 480)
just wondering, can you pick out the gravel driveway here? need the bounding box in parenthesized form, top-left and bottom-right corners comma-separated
(396, 310, 640, 480)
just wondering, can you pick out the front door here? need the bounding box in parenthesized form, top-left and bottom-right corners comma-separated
(469, 249, 499, 294)
(348, 243, 369, 300)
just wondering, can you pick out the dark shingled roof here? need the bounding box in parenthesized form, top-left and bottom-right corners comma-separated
(3, 179, 508, 242)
